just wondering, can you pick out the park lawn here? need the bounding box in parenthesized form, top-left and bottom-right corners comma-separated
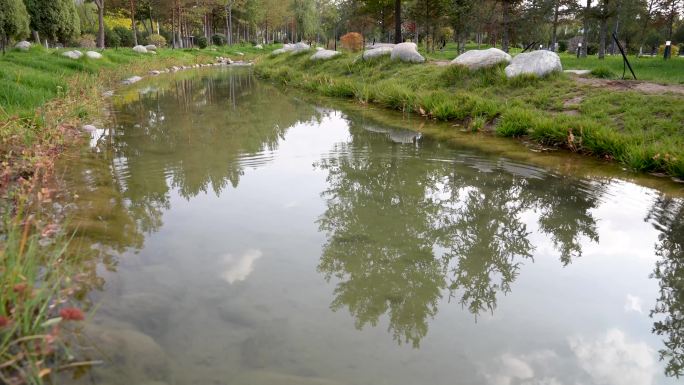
(418, 42, 684, 84)
(255, 50, 684, 179)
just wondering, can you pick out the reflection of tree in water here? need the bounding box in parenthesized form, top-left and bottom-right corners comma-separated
(110, 72, 317, 203)
(65, 70, 318, 277)
(317, 114, 606, 346)
(647, 196, 684, 378)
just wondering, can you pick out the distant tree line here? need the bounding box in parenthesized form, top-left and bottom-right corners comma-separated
(1, 0, 682, 55)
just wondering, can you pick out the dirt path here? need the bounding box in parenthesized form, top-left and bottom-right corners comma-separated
(573, 76, 684, 96)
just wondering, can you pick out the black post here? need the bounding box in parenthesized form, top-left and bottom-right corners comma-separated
(664, 43, 671, 60)
(612, 33, 636, 80)
(522, 41, 536, 53)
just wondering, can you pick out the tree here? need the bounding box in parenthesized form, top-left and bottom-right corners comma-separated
(581, 0, 591, 56)
(0, 0, 29, 53)
(90, 0, 105, 48)
(395, 0, 402, 43)
(24, 0, 81, 45)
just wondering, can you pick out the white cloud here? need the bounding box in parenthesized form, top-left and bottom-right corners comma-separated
(220, 249, 262, 284)
(624, 294, 644, 314)
(568, 329, 656, 385)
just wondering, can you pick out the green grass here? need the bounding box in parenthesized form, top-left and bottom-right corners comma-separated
(256, 48, 684, 178)
(0, 44, 272, 117)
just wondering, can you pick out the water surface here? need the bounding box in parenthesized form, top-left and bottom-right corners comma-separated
(61, 68, 684, 385)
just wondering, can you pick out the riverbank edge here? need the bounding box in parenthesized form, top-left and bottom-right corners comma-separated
(253, 52, 684, 181)
(0, 49, 238, 383)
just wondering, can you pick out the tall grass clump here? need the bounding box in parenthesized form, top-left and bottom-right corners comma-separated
(0, 215, 88, 385)
(496, 108, 536, 137)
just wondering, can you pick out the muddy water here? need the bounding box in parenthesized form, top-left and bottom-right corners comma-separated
(59, 68, 683, 385)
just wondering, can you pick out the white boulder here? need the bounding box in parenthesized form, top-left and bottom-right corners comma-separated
(366, 43, 395, 49)
(292, 42, 310, 53)
(255, 44, 263, 49)
(82, 124, 97, 132)
(15, 41, 31, 51)
(310, 49, 341, 61)
(504, 50, 562, 78)
(451, 48, 511, 70)
(145, 44, 157, 51)
(133, 45, 148, 54)
(271, 48, 286, 56)
(390, 42, 425, 63)
(86, 51, 103, 59)
(62, 50, 83, 59)
(363, 46, 393, 60)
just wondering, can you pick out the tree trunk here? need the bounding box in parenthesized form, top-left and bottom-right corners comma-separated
(96, 0, 105, 48)
(130, 0, 138, 46)
(551, 0, 559, 51)
(502, 0, 510, 53)
(32, 30, 40, 45)
(394, 0, 402, 44)
(172, 5, 176, 48)
(598, 17, 607, 59)
(581, 0, 590, 57)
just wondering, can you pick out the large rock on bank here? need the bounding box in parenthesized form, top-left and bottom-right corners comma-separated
(15, 41, 31, 51)
(62, 50, 83, 59)
(390, 42, 425, 63)
(451, 48, 511, 70)
(504, 50, 562, 78)
(363, 46, 393, 60)
(271, 42, 310, 56)
(86, 51, 103, 59)
(310, 49, 340, 61)
(133, 45, 148, 54)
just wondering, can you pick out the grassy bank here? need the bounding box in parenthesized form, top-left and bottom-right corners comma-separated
(255, 50, 684, 179)
(0, 43, 268, 383)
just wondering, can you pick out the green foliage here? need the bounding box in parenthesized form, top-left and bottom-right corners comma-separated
(113, 25, 134, 47)
(195, 36, 208, 49)
(590, 66, 616, 79)
(76, 33, 96, 48)
(658, 44, 680, 57)
(212, 33, 226, 46)
(24, 0, 81, 44)
(496, 108, 534, 137)
(104, 26, 121, 48)
(558, 40, 568, 52)
(147, 33, 167, 48)
(0, 0, 30, 46)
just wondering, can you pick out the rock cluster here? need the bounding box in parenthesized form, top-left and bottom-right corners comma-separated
(272, 42, 311, 56)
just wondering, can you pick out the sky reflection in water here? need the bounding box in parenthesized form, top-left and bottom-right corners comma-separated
(62, 68, 684, 385)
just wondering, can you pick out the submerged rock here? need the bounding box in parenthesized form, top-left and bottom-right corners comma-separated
(390, 42, 425, 63)
(451, 48, 511, 70)
(232, 371, 345, 385)
(86, 51, 103, 59)
(133, 45, 148, 54)
(62, 50, 83, 59)
(122, 76, 143, 85)
(504, 50, 562, 78)
(363, 46, 393, 60)
(15, 41, 31, 51)
(310, 49, 340, 61)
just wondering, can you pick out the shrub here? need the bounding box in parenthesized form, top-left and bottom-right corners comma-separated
(557, 40, 567, 52)
(658, 44, 680, 57)
(113, 26, 134, 47)
(146, 33, 166, 47)
(340, 32, 363, 52)
(212, 33, 226, 46)
(195, 36, 208, 49)
(76, 33, 96, 48)
(104, 26, 121, 48)
(590, 67, 616, 79)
